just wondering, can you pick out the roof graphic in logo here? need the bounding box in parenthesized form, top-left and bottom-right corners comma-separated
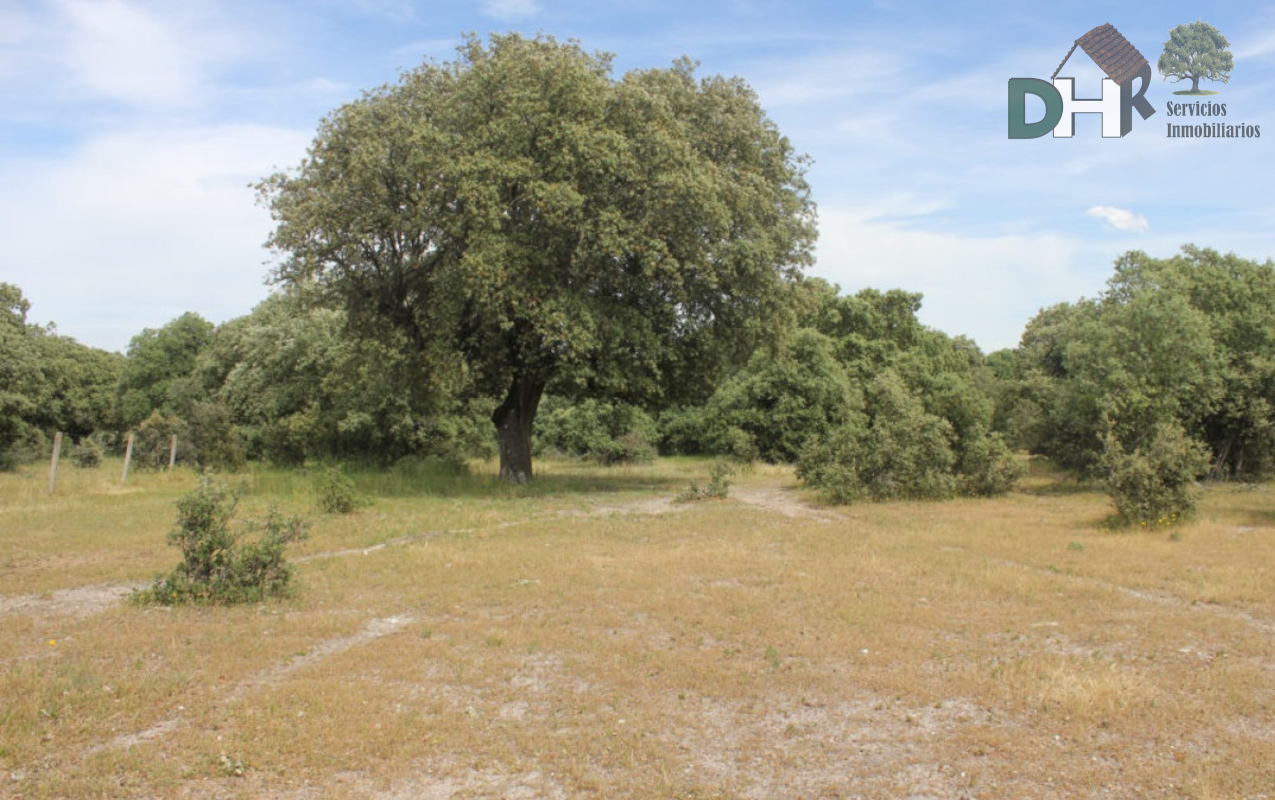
(1052, 24, 1149, 86)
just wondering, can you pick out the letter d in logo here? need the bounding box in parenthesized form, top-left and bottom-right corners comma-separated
(1008, 78, 1063, 139)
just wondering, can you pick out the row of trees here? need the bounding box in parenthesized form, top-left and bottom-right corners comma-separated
(4, 243, 1273, 501)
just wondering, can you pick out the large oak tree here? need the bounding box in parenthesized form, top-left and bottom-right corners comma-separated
(259, 34, 816, 481)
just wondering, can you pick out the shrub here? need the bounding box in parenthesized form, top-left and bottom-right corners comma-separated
(956, 428, 1026, 497)
(0, 424, 46, 470)
(675, 459, 734, 502)
(187, 400, 246, 471)
(315, 467, 363, 514)
(134, 479, 308, 605)
(70, 436, 104, 469)
(534, 397, 658, 465)
(796, 422, 867, 504)
(1102, 423, 1210, 527)
(132, 412, 191, 471)
(593, 431, 657, 466)
(797, 372, 959, 504)
(656, 405, 712, 455)
(702, 329, 857, 463)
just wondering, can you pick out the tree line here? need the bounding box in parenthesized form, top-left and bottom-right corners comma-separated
(4, 243, 1272, 494)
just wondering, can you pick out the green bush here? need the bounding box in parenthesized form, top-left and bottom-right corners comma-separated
(315, 467, 363, 514)
(796, 422, 867, 504)
(534, 397, 658, 465)
(0, 424, 46, 470)
(675, 459, 734, 502)
(956, 428, 1026, 497)
(70, 436, 104, 469)
(702, 329, 857, 463)
(656, 405, 712, 455)
(797, 372, 959, 503)
(187, 400, 246, 471)
(134, 479, 308, 605)
(1102, 423, 1210, 527)
(132, 412, 191, 471)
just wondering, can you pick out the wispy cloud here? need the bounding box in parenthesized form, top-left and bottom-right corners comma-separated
(814, 204, 1086, 351)
(57, 0, 198, 106)
(481, 0, 541, 22)
(1088, 206, 1150, 233)
(1233, 27, 1275, 60)
(0, 123, 312, 350)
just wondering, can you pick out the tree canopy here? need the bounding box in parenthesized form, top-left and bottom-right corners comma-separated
(1013, 246, 1275, 480)
(1158, 19, 1233, 93)
(259, 33, 816, 481)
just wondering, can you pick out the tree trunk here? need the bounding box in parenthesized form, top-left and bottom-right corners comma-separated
(1191, 74, 1200, 93)
(492, 375, 544, 483)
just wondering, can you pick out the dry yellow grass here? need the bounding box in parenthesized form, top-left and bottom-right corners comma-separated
(1, 458, 1272, 798)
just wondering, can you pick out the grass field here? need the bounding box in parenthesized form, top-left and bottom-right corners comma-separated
(1, 458, 1272, 798)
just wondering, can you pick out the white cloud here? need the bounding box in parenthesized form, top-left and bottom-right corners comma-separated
(0, 124, 312, 351)
(56, 0, 198, 106)
(481, 0, 541, 22)
(1233, 28, 1275, 60)
(751, 51, 901, 107)
(1087, 206, 1149, 233)
(813, 205, 1089, 351)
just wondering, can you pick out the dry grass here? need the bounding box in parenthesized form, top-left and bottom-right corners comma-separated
(1, 458, 1272, 798)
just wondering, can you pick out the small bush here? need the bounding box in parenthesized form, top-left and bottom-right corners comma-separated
(187, 400, 246, 471)
(134, 479, 308, 605)
(1102, 423, 1210, 527)
(796, 423, 866, 504)
(675, 460, 734, 502)
(132, 412, 191, 471)
(956, 429, 1026, 497)
(593, 432, 657, 466)
(534, 397, 658, 465)
(70, 437, 104, 469)
(0, 424, 46, 470)
(315, 467, 363, 514)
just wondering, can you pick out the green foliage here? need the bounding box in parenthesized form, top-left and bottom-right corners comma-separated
(204, 292, 487, 467)
(118, 312, 215, 428)
(956, 428, 1026, 497)
(315, 468, 362, 514)
(655, 405, 712, 456)
(534, 397, 657, 465)
(260, 33, 816, 480)
(1, 283, 123, 467)
(1158, 20, 1233, 93)
(70, 437, 104, 469)
(186, 400, 246, 471)
(132, 412, 190, 471)
(798, 372, 957, 503)
(135, 480, 308, 605)
(703, 328, 857, 463)
(674, 459, 734, 502)
(1102, 423, 1210, 528)
(1017, 247, 1275, 481)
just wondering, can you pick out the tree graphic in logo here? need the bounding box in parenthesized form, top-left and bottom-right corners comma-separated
(1158, 19, 1233, 95)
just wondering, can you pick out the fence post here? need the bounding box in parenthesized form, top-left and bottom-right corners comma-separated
(48, 432, 64, 494)
(168, 434, 178, 471)
(121, 432, 135, 485)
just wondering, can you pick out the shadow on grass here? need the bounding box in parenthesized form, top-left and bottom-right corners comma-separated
(238, 458, 688, 502)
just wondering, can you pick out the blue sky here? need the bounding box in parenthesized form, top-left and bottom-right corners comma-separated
(3, 0, 1273, 354)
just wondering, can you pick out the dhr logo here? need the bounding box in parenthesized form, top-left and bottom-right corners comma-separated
(1008, 23, 1156, 138)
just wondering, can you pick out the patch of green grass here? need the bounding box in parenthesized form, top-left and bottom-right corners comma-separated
(1172, 89, 1220, 95)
